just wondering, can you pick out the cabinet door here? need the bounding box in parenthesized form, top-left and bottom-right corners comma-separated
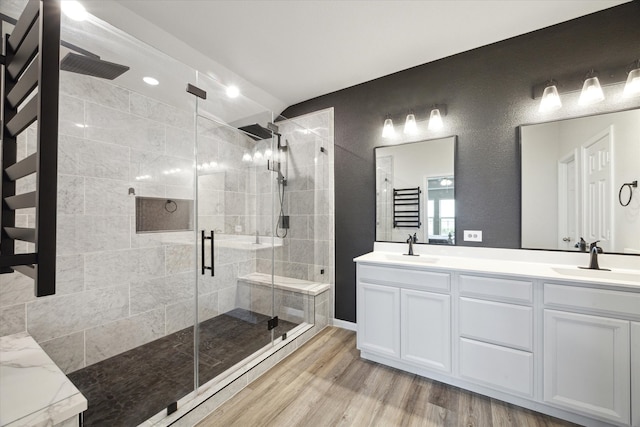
(544, 310, 630, 425)
(632, 322, 640, 427)
(357, 282, 400, 358)
(401, 289, 451, 372)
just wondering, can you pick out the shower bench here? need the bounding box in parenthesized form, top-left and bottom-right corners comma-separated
(237, 273, 330, 327)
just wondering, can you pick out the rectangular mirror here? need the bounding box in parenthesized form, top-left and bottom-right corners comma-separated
(521, 109, 640, 255)
(375, 136, 456, 244)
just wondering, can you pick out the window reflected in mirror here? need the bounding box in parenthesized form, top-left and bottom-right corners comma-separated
(375, 136, 456, 244)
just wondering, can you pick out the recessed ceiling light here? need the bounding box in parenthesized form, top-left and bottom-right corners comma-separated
(226, 85, 240, 98)
(143, 76, 159, 86)
(62, 1, 88, 21)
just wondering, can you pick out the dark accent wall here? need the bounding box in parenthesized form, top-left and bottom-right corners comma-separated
(281, 2, 640, 323)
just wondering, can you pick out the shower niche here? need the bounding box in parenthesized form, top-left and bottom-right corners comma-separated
(135, 196, 194, 233)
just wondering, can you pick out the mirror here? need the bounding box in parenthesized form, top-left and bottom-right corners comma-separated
(521, 109, 640, 255)
(375, 136, 456, 244)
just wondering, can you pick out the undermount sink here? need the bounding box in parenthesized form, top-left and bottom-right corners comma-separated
(552, 267, 640, 283)
(380, 253, 438, 264)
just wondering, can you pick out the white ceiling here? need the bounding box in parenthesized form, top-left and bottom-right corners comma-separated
(113, 1, 627, 107)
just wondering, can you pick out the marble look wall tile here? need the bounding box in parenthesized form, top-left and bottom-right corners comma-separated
(58, 94, 85, 138)
(27, 285, 129, 341)
(0, 270, 36, 307)
(165, 298, 195, 335)
(57, 215, 130, 255)
(85, 102, 165, 152)
(195, 133, 219, 161)
(198, 262, 236, 295)
(165, 185, 195, 199)
(198, 189, 222, 216)
(289, 239, 315, 265)
(224, 192, 246, 216)
(85, 308, 165, 365)
(0, 303, 25, 336)
(85, 247, 164, 290)
(166, 125, 195, 160)
(84, 177, 131, 216)
(198, 292, 219, 323)
(130, 272, 194, 315)
(166, 244, 196, 275)
(279, 261, 309, 281)
(218, 286, 236, 314)
(287, 190, 314, 215)
(309, 214, 334, 241)
(58, 134, 130, 180)
(39, 332, 85, 374)
(57, 175, 84, 215)
(16, 173, 35, 194)
(130, 92, 194, 130)
(287, 215, 309, 239)
(60, 71, 130, 112)
(130, 150, 193, 187)
(56, 255, 85, 295)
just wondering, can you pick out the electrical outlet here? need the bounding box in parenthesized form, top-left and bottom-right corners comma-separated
(463, 230, 483, 242)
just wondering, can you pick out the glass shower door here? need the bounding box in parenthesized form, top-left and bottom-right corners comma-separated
(194, 108, 276, 388)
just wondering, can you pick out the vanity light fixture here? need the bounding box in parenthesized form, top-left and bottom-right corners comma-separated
(538, 81, 562, 112)
(579, 70, 605, 105)
(428, 107, 443, 131)
(403, 112, 417, 135)
(623, 60, 640, 98)
(382, 115, 395, 138)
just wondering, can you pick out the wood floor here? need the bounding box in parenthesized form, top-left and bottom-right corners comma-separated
(197, 327, 578, 427)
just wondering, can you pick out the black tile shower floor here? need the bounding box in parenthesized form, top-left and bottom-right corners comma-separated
(67, 309, 297, 427)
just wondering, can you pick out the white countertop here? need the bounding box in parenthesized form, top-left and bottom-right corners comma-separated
(0, 332, 87, 427)
(354, 244, 640, 291)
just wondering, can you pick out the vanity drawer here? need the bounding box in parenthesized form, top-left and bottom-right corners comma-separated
(459, 338, 533, 397)
(459, 297, 533, 351)
(544, 283, 640, 318)
(459, 274, 533, 304)
(358, 264, 450, 293)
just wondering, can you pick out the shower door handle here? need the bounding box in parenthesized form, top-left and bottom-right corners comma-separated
(201, 230, 214, 276)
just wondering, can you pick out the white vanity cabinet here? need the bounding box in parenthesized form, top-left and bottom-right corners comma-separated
(357, 263, 451, 373)
(355, 251, 640, 427)
(632, 322, 640, 427)
(458, 275, 534, 397)
(543, 283, 640, 426)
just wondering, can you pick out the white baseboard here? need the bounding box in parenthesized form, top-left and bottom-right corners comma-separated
(332, 318, 357, 331)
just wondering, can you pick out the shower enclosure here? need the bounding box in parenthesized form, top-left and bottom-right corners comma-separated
(0, 2, 334, 425)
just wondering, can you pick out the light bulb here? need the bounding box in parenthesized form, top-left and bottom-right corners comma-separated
(404, 113, 417, 134)
(623, 67, 640, 98)
(428, 109, 443, 130)
(539, 84, 562, 112)
(382, 117, 395, 138)
(579, 76, 604, 105)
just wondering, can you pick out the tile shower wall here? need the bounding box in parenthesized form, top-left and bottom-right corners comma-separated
(0, 71, 202, 373)
(254, 109, 335, 312)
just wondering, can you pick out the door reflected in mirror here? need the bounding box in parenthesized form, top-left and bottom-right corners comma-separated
(520, 109, 640, 255)
(375, 136, 456, 244)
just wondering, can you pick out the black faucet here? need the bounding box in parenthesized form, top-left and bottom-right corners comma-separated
(579, 240, 610, 271)
(574, 237, 587, 252)
(405, 233, 418, 256)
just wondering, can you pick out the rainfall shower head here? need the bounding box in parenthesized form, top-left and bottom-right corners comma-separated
(238, 123, 273, 141)
(60, 52, 130, 80)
